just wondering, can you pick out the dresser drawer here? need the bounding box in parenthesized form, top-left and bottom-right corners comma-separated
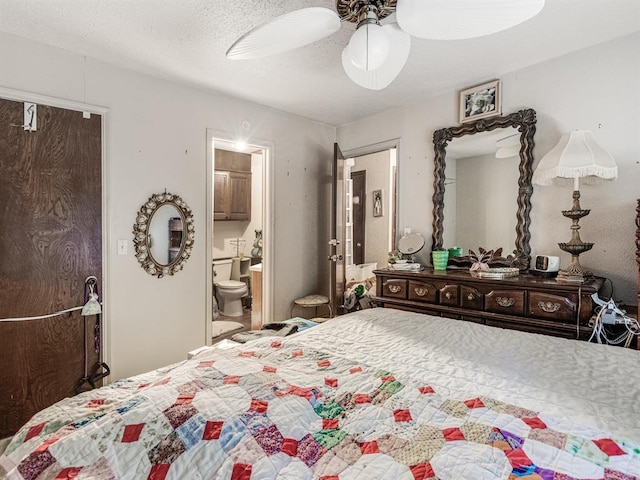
(381, 279, 408, 299)
(439, 284, 459, 306)
(528, 292, 576, 322)
(486, 290, 525, 316)
(408, 281, 437, 303)
(460, 285, 483, 310)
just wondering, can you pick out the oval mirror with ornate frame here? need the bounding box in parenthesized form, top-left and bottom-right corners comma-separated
(133, 192, 195, 278)
(432, 108, 537, 271)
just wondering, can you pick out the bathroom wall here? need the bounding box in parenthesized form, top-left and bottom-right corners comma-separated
(213, 151, 264, 260)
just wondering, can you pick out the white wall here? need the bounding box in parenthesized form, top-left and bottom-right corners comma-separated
(338, 32, 640, 304)
(0, 32, 335, 380)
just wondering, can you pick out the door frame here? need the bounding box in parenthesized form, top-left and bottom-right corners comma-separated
(205, 130, 274, 342)
(0, 86, 111, 376)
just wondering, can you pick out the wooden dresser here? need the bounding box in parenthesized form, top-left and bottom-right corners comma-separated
(374, 268, 605, 341)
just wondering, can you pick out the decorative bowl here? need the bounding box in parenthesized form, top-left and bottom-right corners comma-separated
(473, 267, 519, 279)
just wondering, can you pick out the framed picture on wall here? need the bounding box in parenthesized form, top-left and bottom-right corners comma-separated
(372, 189, 383, 217)
(459, 80, 501, 123)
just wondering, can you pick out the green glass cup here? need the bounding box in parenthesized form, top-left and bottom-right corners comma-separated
(431, 250, 449, 270)
(448, 247, 463, 257)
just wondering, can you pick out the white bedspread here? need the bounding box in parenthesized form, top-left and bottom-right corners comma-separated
(299, 308, 640, 440)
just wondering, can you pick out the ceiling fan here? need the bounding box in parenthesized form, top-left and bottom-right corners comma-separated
(226, 0, 545, 90)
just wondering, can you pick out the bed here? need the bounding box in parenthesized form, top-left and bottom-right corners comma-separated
(2, 305, 639, 480)
(2, 203, 639, 480)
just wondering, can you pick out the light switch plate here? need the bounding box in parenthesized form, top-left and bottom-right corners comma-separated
(117, 240, 128, 255)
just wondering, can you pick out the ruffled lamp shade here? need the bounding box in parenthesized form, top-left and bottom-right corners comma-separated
(533, 130, 617, 283)
(532, 131, 617, 188)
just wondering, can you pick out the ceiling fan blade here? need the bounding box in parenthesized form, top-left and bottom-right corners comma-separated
(396, 0, 544, 40)
(342, 23, 411, 91)
(226, 7, 341, 60)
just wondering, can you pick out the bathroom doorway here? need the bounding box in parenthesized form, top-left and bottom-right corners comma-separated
(206, 132, 273, 343)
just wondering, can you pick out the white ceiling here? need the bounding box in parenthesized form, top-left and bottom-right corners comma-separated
(0, 0, 638, 126)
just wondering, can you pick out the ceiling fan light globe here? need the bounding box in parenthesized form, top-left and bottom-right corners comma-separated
(342, 23, 411, 91)
(348, 23, 390, 71)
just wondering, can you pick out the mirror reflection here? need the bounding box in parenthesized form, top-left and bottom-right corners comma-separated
(443, 127, 519, 253)
(343, 148, 397, 283)
(148, 204, 183, 265)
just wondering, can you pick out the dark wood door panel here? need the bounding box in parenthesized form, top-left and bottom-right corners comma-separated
(0, 98, 102, 437)
(351, 170, 366, 266)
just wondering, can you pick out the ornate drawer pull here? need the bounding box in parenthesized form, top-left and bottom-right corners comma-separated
(414, 287, 429, 297)
(445, 292, 453, 300)
(467, 293, 476, 301)
(538, 301, 560, 313)
(388, 285, 402, 294)
(496, 297, 515, 307)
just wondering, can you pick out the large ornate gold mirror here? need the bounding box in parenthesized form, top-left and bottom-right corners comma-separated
(432, 108, 536, 270)
(133, 192, 194, 278)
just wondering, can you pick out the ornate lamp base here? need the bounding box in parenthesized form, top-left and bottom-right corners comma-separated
(556, 190, 593, 284)
(556, 255, 592, 283)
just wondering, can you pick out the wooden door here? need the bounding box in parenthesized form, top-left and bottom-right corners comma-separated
(0, 98, 102, 437)
(351, 170, 366, 265)
(330, 143, 345, 315)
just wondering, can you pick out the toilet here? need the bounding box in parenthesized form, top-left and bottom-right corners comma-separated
(212, 258, 249, 317)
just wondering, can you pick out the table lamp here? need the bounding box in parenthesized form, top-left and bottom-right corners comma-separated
(532, 131, 617, 283)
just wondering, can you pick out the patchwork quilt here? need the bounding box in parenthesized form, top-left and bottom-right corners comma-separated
(2, 310, 639, 480)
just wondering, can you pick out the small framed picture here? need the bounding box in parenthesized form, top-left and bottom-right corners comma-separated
(459, 80, 501, 123)
(372, 189, 383, 217)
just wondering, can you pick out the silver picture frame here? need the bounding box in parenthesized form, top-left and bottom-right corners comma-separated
(459, 80, 501, 123)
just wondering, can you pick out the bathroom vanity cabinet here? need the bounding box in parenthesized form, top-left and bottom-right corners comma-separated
(374, 268, 605, 341)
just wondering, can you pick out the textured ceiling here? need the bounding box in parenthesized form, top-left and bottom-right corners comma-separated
(0, 0, 638, 126)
